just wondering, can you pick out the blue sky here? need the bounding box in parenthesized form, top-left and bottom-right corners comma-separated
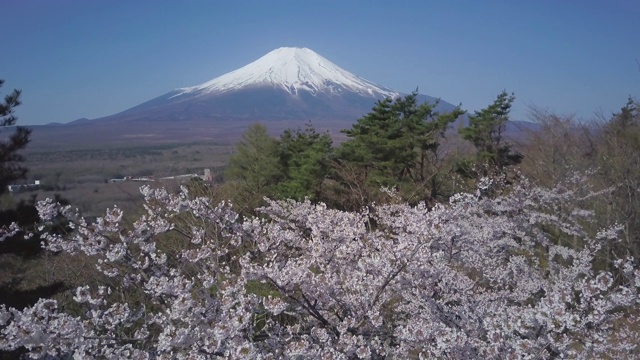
(2, 0, 639, 125)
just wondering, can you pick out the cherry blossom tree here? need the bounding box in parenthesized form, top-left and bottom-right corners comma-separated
(1, 176, 638, 358)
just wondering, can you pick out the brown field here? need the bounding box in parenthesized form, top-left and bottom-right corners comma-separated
(1, 141, 234, 217)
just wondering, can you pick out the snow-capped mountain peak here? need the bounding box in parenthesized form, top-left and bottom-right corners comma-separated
(171, 47, 400, 99)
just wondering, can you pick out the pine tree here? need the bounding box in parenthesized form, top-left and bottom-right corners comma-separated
(459, 90, 523, 177)
(0, 79, 31, 194)
(0, 80, 61, 360)
(224, 123, 282, 210)
(277, 123, 333, 201)
(336, 91, 464, 204)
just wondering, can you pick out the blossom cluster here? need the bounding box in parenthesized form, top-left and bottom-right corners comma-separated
(0, 222, 21, 242)
(1, 180, 638, 359)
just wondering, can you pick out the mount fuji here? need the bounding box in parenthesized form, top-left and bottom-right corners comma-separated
(33, 47, 459, 146)
(172, 47, 400, 99)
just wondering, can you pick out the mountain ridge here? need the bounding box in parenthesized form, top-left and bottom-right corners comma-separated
(75, 46, 455, 125)
(32, 47, 465, 147)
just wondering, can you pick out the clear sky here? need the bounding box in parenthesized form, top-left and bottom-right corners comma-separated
(2, 0, 639, 125)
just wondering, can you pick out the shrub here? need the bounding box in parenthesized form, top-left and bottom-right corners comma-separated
(0, 177, 638, 358)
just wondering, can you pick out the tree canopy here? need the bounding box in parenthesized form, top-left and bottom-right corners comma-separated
(0, 80, 31, 194)
(459, 90, 522, 177)
(224, 123, 282, 210)
(336, 92, 464, 205)
(1, 176, 638, 358)
(276, 123, 333, 201)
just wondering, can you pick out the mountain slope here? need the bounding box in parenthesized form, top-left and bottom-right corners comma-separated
(172, 47, 400, 98)
(82, 47, 455, 124)
(31, 47, 461, 147)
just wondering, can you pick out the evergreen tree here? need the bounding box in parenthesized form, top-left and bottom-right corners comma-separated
(0, 80, 63, 360)
(0, 79, 31, 194)
(606, 96, 639, 136)
(459, 90, 523, 177)
(336, 91, 463, 204)
(224, 123, 282, 211)
(277, 123, 332, 201)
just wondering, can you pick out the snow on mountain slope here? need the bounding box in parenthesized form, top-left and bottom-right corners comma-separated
(170, 47, 400, 99)
(67, 46, 458, 133)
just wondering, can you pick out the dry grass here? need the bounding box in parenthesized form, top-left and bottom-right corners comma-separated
(7, 141, 232, 216)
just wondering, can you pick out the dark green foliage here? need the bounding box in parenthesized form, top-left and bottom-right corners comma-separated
(0, 282, 65, 312)
(459, 90, 523, 177)
(0, 196, 44, 259)
(335, 91, 464, 205)
(223, 123, 334, 207)
(0, 79, 31, 194)
(0, 199, 69, 359)
(276, 123, 333, 201)
(0, 198, 69, 360)
(605, 96, 639, 139)
(0, 194, 70, 306)
(0, 80, 67, 323)
(224, 123, 282, 210)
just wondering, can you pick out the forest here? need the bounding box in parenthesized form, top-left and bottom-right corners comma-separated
(1, 84, 640, 358)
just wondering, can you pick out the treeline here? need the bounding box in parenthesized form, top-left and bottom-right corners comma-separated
(210, 90, 640, 267)
(215, 91, 548, 203)
(217, 91, 469, 212)
(218, 91, 531, 212)
(521, 98, 640, 265)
